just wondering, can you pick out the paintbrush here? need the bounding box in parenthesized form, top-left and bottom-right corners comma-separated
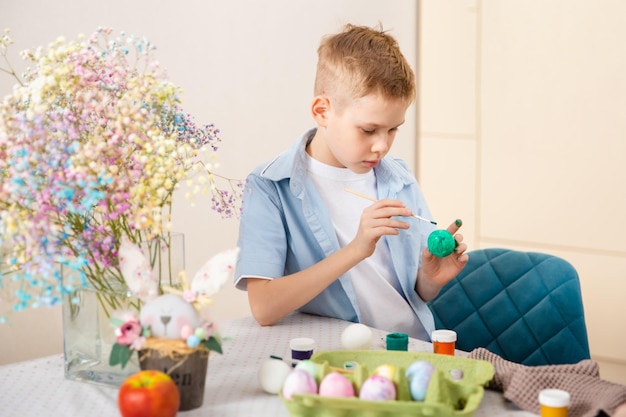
(344, 188, 437, 225)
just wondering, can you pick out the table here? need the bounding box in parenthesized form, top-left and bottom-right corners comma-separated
(0, 313, 537, 416)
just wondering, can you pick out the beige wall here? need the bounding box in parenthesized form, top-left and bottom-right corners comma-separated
(0, 0, 417, 364)
(3, 0, 625, 389)
(418, 0, 626, 384)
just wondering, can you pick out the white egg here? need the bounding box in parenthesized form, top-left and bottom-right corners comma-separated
(340, 323, 373, 350)
(258, 359, 292, 394)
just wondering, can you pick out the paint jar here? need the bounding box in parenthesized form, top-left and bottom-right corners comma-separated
(289, 337, 315, 367)
(386, 332, 409, 351)
(539, 389, 570, 417)
(431, 329, 457, 355)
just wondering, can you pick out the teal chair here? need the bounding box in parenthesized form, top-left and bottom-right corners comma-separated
(428, 248, 590, 365)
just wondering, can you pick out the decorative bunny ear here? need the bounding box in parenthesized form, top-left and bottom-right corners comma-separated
(118, 238, 158, 300)
(190, 247, 240, 298)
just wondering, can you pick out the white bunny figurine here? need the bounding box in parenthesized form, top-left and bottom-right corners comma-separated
(117, 240, 239, 341)
(139, 293, 202, 339)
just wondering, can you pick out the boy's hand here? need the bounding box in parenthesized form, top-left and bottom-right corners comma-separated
(417, 220, 469, 301)
(349, 199, 411, 259)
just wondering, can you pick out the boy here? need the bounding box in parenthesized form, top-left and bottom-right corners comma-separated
(234, 23, 468, 340)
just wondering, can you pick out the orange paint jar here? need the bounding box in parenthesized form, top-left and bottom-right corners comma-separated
(431, 330, 457, 355)
(539, 389, 570, 417)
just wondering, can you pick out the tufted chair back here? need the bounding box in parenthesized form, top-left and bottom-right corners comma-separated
(428, 248, 590, 365)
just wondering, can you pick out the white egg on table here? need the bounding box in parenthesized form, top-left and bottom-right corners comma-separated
(340, 323, 373, 350)
(258, 358, 292, 394)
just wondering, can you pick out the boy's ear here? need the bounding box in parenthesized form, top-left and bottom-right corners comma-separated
(311, 95, 330, 126)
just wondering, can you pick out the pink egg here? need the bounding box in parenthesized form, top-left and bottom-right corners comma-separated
(282, 369, 318, 400)
(180, 324, 194, 339)
(359, 374, 397, 401)
(318, 372, 355, 398)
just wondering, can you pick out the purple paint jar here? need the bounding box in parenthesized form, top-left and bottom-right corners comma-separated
(289, 337, 315, 367)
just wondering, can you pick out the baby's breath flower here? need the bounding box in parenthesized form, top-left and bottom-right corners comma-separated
(0, 28, 243, 320)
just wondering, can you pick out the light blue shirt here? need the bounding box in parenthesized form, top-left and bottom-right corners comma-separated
(234, 128, 437, 340)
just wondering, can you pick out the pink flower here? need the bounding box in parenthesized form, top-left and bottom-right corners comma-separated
(115, 319, 142, 346)
(183, 290, 197, 303)
(201, 321, 215, 339)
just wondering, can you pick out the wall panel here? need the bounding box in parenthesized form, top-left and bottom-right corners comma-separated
(419, 0, 626, 384)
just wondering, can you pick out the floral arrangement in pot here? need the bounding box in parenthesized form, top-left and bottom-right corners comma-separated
(0, 27, 243, 322)
(109, 239, 239, 410)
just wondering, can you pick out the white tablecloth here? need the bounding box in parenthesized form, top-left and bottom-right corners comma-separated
(0, 313, 537, 416)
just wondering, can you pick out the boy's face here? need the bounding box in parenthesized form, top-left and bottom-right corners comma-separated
(311, 93, 409, 174)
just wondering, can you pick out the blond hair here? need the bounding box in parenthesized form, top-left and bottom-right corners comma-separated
(314, 24, 416, 107)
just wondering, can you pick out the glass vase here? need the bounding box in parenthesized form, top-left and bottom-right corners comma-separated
(62, 232, 185, 387)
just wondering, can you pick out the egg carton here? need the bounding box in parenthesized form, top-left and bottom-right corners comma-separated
(279, 350, 495, 417)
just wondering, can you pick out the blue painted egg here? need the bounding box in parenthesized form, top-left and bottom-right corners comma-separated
(406, 361, 435, 401)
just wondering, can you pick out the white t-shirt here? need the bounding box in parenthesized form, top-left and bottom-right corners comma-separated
(306, 154, 423, 337)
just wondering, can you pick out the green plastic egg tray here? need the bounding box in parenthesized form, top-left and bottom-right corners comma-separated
(280, 350, 495, 417)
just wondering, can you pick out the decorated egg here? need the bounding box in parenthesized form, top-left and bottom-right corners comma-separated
(359, 374, 397, 401)
(372, 364, 397, 382)
(318, 372, 355, 398)
(340, 323, 373, 350)
(180, 324, 195, 339)
(282, 369, 317, 400)
(406, 361, 435, 401)
(427, 229, 456, 258)
(295, 360, 318, 381)
(259, 359, 292, 395)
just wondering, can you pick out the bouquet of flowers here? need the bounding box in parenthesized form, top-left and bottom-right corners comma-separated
(0, 28, 242, 322)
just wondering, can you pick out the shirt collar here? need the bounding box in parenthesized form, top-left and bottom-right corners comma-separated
(260, 127, 415, 195)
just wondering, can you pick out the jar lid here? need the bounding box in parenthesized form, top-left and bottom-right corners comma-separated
(539, 389, 570, 407)
(431, 329, 457, 343)
(289, 337, 315, 351)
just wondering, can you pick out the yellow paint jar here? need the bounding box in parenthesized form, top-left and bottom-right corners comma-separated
(539, 389, 570, 417)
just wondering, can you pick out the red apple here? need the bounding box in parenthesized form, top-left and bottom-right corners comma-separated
(118, 370, 180, 417)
